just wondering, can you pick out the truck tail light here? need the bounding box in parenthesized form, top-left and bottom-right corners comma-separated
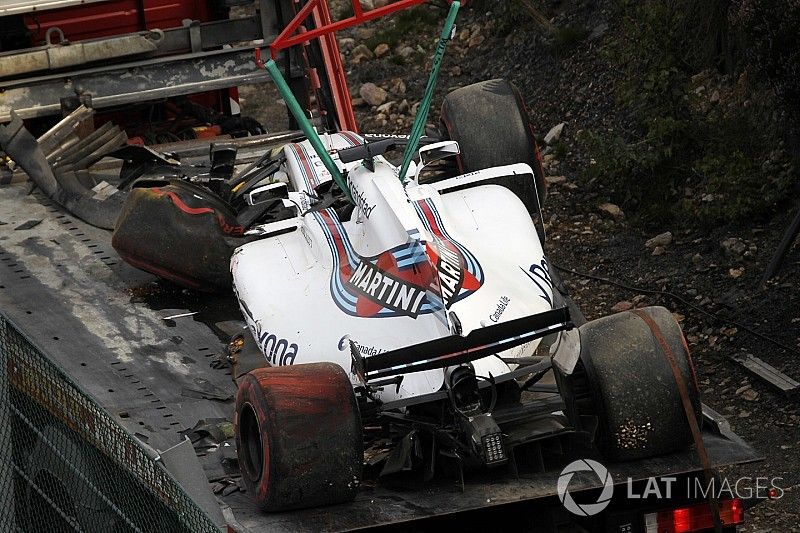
(644, 498, 743, 533)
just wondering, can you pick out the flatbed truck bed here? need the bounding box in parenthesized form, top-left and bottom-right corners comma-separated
(0, 169, 761, 532)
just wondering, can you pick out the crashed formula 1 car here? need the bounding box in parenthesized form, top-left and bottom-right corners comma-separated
(111, 1, 702, 514)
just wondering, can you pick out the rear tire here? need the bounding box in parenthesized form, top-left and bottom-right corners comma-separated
(234, 363, 363, 511)
(440, 79, 547, 213)
(578, 306, 702, 462)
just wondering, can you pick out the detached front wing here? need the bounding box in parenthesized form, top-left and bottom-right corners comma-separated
(356, 307, 572, 380)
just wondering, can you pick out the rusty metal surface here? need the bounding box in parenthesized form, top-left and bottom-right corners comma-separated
(0, 33, 160, 79)
(0, 15, 265, 80)
(0, 46, 280, 122)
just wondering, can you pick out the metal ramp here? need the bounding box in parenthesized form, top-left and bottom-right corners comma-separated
(0, 184, 238, 454)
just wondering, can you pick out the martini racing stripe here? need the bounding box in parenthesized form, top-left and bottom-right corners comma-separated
(290, 134, 342, 191)
(339, 131, 363, 147)
(327, 209, 360, 268)
(298, 142, 321, 189)
(418, 197, 482, 281)
(414, 198, 484, 304)
(312, 210, 359, 313)
(288, 143, 315, 192)
(290, 133, 363, 193)
(311, 192, 483, 318)
(313, 209, 440, 318)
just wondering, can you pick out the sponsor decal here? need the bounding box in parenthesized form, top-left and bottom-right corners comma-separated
(300, 225, 313, 247)
(338, 335, 386, 356)
(347, 259, 426, 316)
(299, 191, 311, 212)
(348, 180, 376, 219)
(430, 237, 463, 306)
(364, 133, 411, 139)
(490, 296, 511, 323)
(415, 197, 484, 306)
(253, 321, 298, 366)
(457, 169, 483, 179)
(313, 198, 483, 319)
(522, 258, 553, 306)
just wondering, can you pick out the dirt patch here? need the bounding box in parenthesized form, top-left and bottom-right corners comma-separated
(237, 82, 289, 133)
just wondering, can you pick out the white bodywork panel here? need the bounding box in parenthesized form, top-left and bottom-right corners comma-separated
(231, 133, 554, 403)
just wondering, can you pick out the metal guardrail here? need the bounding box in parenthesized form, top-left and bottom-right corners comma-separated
(0, 311, 220, 532)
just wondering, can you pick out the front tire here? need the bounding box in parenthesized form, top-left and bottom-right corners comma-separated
(440, 79, 547, 213)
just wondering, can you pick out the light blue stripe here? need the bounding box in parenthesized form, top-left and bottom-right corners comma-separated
(396, 257, 425, 268)
(298, 143, 323, 188)
(290, 144, 313, 192)
(313, 212, 358, 310)
(329, 211, 359, 269)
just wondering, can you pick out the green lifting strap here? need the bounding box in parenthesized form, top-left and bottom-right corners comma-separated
(264, 59, 352, 202)
(398, 0, 461, 182)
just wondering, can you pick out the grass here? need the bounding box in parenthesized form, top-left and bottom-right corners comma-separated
(364, 6, 440, 51)
(553, 25, 589, 51)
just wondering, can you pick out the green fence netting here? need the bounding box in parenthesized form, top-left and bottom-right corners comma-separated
(0, 312, 220, 532)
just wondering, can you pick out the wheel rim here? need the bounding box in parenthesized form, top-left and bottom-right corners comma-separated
(239, 402, 264, 483)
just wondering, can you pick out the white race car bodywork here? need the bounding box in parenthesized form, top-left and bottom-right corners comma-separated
(231, 132, 553, 403)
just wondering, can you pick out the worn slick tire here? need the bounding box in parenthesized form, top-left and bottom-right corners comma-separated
(235, 363, 363, 512)
(440, 78, 547, 213)
(578, 306, 702, 462)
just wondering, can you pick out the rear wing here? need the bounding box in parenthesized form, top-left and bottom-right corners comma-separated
(353, 307, 573, 380)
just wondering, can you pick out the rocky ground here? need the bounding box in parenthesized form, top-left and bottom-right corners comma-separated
(240, 1, 800, 529)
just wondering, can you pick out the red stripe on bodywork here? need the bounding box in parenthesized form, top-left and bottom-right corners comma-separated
(418, 200, 444, 237)
(164, 191, 215, 215)
(294, 144, 319, 190)
(151, 187, 215, 216)
(150, 187, 244, 236)
(319, 210, 353, 276)
(339, 131, 363, 147)
(418, 199, 481, 292)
